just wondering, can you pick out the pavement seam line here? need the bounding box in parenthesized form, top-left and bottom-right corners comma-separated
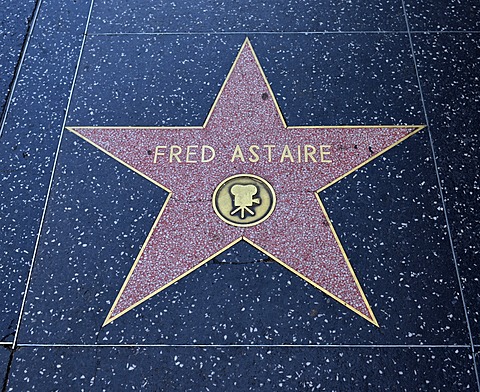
(87, 30, 480, 36)
(0, 0, 44, 139)
(401, 1, 480, 389)
(13, 344, 475, 348)
(11, 0, 97, 349)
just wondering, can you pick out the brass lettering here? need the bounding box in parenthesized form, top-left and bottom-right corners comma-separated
(231, 145, 245, 162)
(169, 145, 182, 163)
(304, 145, 317, 163)
(201, 145, 215, 162)
(280, 145, 294, 163)
(248, 145, 260, 163)
(186, 145, 198, 163)
(263, 145, 275, 162)
(320, 145, 332, 163)
(153, 143, 331, 164)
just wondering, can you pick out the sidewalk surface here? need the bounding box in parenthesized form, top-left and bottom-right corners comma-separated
(0, 0, 479, 390)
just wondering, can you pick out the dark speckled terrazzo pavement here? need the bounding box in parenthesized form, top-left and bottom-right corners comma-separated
(1, 0, 479, 391)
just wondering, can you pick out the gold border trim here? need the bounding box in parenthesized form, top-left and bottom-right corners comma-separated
(67, 127, 172, 193)
(317, 125, 425, 193)
(104, 236, 245, 326)
(241, 236, 378, 326)
(67, 37, 427, 328)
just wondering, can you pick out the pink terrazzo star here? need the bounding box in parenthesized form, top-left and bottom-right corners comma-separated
(69, 38, 423, 326)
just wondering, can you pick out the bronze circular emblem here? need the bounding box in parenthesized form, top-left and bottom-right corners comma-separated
(212, 174, 276, 227)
